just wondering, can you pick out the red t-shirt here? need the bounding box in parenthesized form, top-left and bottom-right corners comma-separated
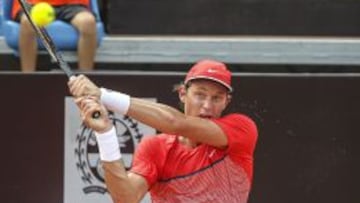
(130, 113, 258, 203)
(12, 0, 90, 19)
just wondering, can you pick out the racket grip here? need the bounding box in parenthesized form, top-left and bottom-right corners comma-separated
(92, 111, 101, 119)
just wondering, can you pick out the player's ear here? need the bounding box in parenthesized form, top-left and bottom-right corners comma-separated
(178, 85, 187, 103)
(225, 94, 232, 106)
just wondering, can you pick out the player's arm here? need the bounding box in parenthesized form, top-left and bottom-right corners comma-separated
(128, 97, 228, 148)
(78, 98, 148, 203)
(68, 75, 228, 148)
(103, 162, 148, 203)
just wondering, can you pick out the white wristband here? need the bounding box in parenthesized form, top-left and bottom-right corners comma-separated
(100, 88, 131, 115)
(95, 126, 121, 161)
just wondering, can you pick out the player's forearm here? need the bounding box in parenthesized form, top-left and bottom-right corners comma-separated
(99, 88, 177, 127)
(99, 88, 182, 133)
(128, 97, 186, 134)
(94, 126, 142, 203)
(102, 161, 139, 203)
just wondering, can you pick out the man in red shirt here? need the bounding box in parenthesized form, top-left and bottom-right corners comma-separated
(12, 0, 97, 72)
(68, 59, 258, 203)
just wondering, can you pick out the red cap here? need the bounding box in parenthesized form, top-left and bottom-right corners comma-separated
(185, 59, 232, 92)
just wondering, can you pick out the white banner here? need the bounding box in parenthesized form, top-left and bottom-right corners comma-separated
(64, 97, 155, 203)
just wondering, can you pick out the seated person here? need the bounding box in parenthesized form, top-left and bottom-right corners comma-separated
(12, 0, 97, 72)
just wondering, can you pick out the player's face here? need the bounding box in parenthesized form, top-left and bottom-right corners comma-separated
(181, 79, 230, 118)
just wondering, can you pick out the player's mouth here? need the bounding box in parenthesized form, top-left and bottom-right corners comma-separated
(199, 114, 212, 119)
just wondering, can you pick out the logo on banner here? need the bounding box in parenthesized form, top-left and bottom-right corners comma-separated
(74, 113, 143, 194)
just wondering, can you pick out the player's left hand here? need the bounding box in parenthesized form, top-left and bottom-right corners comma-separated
(68, 75, 101, 99)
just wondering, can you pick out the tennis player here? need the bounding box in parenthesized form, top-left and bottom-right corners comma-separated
(68, 59, 258, 203)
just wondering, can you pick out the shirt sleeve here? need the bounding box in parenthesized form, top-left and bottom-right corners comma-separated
(212, 114, 258, 178)
(130, 136, 163, 188)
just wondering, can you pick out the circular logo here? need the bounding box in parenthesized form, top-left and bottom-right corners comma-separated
(74, 113, 143, 194)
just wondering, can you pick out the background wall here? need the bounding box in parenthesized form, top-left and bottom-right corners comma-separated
(106, 0, 360, 36)
(0, 72, 359, 203)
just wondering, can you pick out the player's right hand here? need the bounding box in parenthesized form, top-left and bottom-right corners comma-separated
(68, 75, 101, 99)
(76, 97, 112, 133)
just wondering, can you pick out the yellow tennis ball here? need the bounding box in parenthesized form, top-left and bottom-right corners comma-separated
(30, 2, 55, 27)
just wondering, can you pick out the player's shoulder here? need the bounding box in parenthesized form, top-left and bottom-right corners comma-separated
(216, 113, 258, 133)
(140, 133, 177, 147)
(220, 113, 256, 125)
(137, 134, 177, 156)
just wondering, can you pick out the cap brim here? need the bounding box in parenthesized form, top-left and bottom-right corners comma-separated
(186, 76, 233, 92)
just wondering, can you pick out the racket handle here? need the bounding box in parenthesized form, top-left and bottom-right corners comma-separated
(92, 111, 101, 119)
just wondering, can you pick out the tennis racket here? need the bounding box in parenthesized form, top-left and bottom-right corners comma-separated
(19, 0, 74, 77)
(19, 0, 100, 118)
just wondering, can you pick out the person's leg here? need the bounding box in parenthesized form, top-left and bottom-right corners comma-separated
(71, 11, 97, 71)
(18, 14, 38, 72)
